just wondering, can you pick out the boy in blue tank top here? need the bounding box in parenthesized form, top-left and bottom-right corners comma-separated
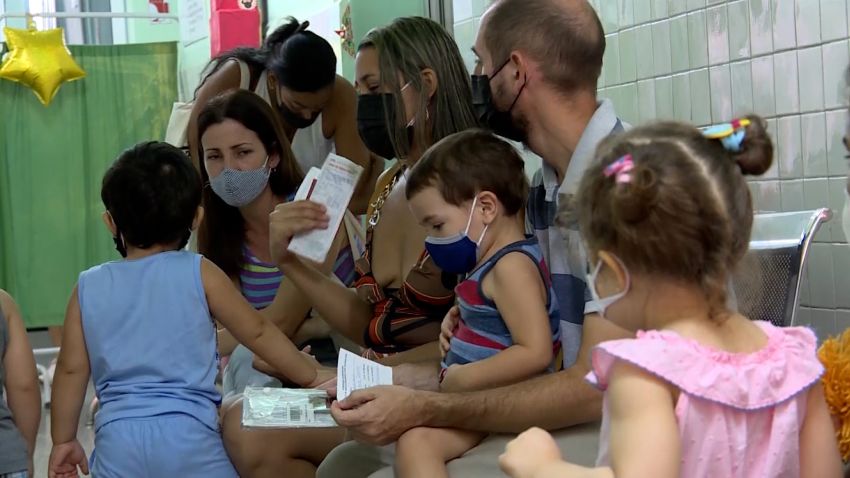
(396, 130, 561, 478)
(48, 142, 334, 478)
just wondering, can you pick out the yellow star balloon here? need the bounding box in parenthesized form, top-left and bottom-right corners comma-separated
(0, 25, 86, 105)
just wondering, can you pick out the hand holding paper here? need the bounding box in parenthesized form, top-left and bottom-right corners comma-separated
(336, 349, 393, 401)
(288, 154, 363, 263)
(241, 349, 392, 428)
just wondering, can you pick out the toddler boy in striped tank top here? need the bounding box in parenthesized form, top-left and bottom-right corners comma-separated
(395, 130, 561, 478)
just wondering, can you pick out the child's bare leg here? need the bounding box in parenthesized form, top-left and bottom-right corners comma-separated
(396, 427, 486, 478)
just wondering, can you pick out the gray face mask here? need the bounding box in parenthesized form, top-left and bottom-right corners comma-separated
(209, 156, 270, 207)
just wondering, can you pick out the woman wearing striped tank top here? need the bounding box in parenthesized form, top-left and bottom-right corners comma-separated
(194, 90, 358, 475)
(196, 90, 359, 392)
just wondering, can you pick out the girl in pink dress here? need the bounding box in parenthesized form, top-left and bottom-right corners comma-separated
(499, 116, 843, 478)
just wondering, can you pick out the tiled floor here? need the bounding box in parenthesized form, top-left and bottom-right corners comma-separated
(28, 330, 95, 478)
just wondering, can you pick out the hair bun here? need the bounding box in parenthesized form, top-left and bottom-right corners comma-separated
(732, 115, 773, 176)
(265, 17, 304, 50)
(611, 162, 658, 225)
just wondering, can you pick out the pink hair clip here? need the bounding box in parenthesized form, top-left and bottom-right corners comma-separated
(604, 154, 634, 184)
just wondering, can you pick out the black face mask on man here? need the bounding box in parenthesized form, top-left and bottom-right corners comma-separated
(471, 58, 527, 143)
(356, 93, 398, 159)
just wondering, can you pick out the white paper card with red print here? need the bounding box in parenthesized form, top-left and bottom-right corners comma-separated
(336, 349, 393, 401)
(287, 153, 362, 263)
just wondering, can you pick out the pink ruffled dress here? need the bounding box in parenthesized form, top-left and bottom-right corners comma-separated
(587, 321, 823, 477)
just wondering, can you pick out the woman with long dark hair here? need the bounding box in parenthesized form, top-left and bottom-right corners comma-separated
(220, 16, 479, 477)
(189, 18, 378, 214)
(196, 89, 360, 400)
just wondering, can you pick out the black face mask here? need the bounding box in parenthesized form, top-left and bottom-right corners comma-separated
(113, 229, 127, 258)
(277, 100, 320, 129)
(471, 59, 527, 143)
(357, 93, 398, 159)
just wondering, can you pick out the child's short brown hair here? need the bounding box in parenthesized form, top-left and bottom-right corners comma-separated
(575, 115, 773, 318)
(405, 129, 528, 216)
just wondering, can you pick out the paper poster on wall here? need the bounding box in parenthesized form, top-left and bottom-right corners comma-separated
(180, 0, 208, 46)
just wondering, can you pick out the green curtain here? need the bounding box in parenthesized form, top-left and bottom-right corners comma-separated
(0, 42, 178, 328)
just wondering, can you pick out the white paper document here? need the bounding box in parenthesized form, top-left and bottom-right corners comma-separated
(288, 154, 363, 263)
(336, 349, 393, 402)
(241, 387, 336, 428)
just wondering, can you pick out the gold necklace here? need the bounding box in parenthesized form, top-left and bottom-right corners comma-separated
(367, 167, 405, 230)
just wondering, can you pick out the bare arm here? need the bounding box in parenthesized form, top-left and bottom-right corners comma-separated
(217, 224, 348, 357)
(332, 313, 628, 444)
(188, 62, 242, 169)
(1, 291, 40, 457)
(278, 258, 372, 346)
(202, 258, 320, 387)
(500, 363, 679, 478)
(51, 286, 91, 445)
(259, 225, 348, 336)
(270, 201, 374, 345)
(603, 362, 680, 477)
(428, 313, 626, 433)
(441, 254, 554, 393)
(327, 76, 377, 215)
(378, 342, 441, 366)
(800, 383, 843, 478)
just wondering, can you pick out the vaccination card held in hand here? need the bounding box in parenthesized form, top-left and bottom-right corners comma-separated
(287, 153, 363, 263)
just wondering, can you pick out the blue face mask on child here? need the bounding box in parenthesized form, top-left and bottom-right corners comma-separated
(587, 255, 631, 320)
(425, 197, 488, 274)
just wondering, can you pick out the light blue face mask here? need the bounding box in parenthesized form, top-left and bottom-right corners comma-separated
(209, 156, 270, 207)
(587, 255, 631, 320)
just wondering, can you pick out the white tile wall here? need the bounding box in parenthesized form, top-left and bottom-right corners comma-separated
(749, 0, 773, 55)
(453, 0, 850, 340)
(707, 5, 730, 65)
(728, 1, 751, 59)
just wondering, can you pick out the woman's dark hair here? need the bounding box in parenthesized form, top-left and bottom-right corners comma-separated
(102, 142, 201, 250)
(196, 89, 304, 278)
(198, 17, 336, 95)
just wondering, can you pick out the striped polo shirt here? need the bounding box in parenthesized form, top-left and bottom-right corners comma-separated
(526, 99, 626, 368)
